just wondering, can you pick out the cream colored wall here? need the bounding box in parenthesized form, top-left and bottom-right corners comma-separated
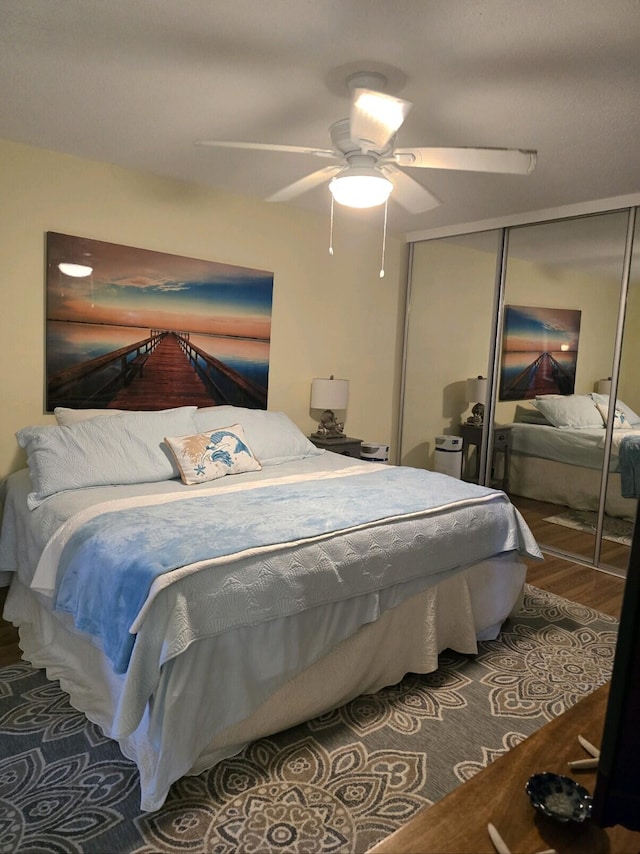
(0, 139, 406, 479)
(402, 238, 622, 470)
(401, 238, 497, 469)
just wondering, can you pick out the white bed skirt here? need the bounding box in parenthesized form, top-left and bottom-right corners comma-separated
(509, 454, 636, 521)
(5, 556, 526, 812)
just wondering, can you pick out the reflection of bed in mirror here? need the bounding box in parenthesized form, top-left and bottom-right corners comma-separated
(508, 424, 638, 520)
(505, 395, 640, 522)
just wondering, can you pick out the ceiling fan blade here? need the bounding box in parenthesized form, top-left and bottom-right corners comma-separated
(350, 88, 412, 151)
(194, 140, 336, 159)
(266, 165, 341, 202)
(381, 165, 441, 213)
(393, 146, 537, 174)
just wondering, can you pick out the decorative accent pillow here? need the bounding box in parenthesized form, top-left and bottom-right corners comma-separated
(17, 407, 198, 509)
(595, 403, 633, 430)
(165, 423, 262, 484)
(591, 394, 640, 426)
(193, 406, 323, 466)
(533, 395, 603, 429)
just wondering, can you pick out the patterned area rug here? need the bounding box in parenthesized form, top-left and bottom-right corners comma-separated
(543, 507, 633, 545)
(0, 585, 617, 853)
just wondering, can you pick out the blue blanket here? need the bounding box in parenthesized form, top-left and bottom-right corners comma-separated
(52, 467, 538, 673)
(619, 434, 640, 498)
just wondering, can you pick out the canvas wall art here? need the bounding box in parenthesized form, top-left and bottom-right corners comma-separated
(46, 232, 273, 412)
(499, 305, 581, 400)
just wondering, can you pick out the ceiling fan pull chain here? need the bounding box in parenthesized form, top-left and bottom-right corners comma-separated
(328, 195, 335, 256)
(379, 197, 388, 278)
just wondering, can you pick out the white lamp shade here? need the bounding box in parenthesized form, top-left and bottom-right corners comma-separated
(466, 376, 488, 403)
(310, 377, 349, 410)
(597, 378, 612, 395)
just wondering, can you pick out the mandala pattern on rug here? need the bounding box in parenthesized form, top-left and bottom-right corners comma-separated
(518, 586, 619, 629)
(0, 746, 139, 852)
(477, 613, 617, 721)
(0, 663, 34, 701)
(0, 677, 110, 747)
(133, 736, 428, 854)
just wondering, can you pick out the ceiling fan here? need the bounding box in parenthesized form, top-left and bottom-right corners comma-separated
(195, 72, 537, 214)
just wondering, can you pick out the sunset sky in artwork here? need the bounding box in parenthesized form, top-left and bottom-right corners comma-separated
(502, 305, 581, 353)
(47, 233, 273, 341)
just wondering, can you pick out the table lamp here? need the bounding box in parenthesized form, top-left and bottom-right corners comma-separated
(311, 375, 349, 438)
(465, 376, 488, 425)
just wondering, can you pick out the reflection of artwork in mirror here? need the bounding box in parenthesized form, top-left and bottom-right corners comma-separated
(499, 305, 581, 400)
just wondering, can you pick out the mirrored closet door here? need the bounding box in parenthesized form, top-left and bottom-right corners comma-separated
(399, 230, 500, 472)
(400, 207, 638, 575)
(498, 211, 630, 570)
(600, 211, 640, 573)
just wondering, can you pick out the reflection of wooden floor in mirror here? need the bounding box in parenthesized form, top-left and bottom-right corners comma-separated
(511, 495, 630, 575)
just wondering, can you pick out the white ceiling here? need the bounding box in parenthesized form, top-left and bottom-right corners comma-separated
(2, 0, 640, 238)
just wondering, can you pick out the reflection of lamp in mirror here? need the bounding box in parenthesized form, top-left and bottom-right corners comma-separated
(597, 377, 612, 395)
(311, 375, 349, 438)
(57, 259, 95, 306)
(465, 376, 488, 425)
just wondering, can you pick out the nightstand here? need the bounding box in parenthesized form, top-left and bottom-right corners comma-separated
(460, 423, 512, 491)
(309, 435, 363, 458)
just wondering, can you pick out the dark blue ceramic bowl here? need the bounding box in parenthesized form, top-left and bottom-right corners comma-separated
(525, 772, 593, 823)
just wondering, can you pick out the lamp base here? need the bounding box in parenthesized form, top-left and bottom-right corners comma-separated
(466, 403, 485, 426)
(312, 409, 345, 439)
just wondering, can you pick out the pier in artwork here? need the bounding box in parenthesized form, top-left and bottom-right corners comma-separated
(47, 330, 267, 411)
(501, 351, 575, 400)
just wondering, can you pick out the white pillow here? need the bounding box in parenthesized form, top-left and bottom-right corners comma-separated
(165, 423, 262, 485)
(17, 407, 197, 508)
(193, 406, 323, 465)
(54, 406, 125, 425)
(533, 395, 603, 429)
(591, 394, 640, 426)
(513, 404, 553, 425)
(595, 402, 633, 430)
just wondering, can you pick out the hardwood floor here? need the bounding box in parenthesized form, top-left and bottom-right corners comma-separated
(513, 494, 630, 574)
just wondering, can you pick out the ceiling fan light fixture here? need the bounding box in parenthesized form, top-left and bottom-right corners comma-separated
(329, 167, 393, 208)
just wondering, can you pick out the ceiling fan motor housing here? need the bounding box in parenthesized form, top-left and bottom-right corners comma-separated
(329, 118, 395, 160)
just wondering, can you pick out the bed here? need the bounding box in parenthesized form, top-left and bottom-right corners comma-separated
(0, 404, 541, 811)
(506, 393, 640, 522)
